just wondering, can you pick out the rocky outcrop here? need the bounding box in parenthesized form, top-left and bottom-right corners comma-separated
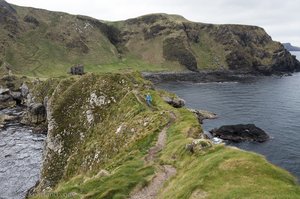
(0, 85, 14, 108)
(23, 15, 39, 27)
(162, 96, 185, 108)
(210, 124, 270, 142)
(271, 47, 300, 73)
(22, 103, 46, 125)
(189, 109, 217, 124)
(185, 139, 212, 153)
(0, 81, 30, 109)
(0, 113, 17, 128)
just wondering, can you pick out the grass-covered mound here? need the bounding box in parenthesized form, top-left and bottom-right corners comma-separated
(28, 72, 300, 199)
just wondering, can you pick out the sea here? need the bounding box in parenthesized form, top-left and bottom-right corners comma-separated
(158, 51, 300, 180)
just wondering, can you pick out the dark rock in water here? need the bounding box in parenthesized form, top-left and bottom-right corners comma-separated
(210, 124, 269, 142)
(162, 96, 185, 108)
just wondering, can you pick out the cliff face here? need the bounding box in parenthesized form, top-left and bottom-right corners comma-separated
(0, 2, 299, 76)
(117, 14, 300, 74)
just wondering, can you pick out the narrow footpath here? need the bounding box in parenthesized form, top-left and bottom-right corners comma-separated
(130, 112, 176, 199)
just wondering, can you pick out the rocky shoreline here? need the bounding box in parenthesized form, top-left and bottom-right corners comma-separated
(142, 70, 292, 83)
(0, 82, 47, 133)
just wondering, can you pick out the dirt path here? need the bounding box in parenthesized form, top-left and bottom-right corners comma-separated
(130, 165, 176, 199)
(130, 112, 176, 199)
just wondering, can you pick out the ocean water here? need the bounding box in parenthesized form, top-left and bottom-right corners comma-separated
(0, 108, 46, 199)
(158, 57, 300, 180)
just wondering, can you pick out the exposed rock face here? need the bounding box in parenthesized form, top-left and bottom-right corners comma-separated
(162, 96, 185, 108)
(163, 37, 198, 71)
(22, 103, 46, 124)
(271, 47, 300, 73)
(0, 0, 19, 38)
(0, 80, 30, 108)
(20, 82, 29, 97)
(10, 91, 22, 105)
(210, 124, 269, 142)
(23, 15, 39, 27)
(119, 14, 300, 74)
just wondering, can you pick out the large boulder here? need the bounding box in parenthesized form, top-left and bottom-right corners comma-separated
(162, 96, 185, 108)
(210, 124, 269, 142)
(189, 109, 217, 124)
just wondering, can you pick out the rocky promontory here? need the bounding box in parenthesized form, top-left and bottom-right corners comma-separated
(10, 73, 298, 198)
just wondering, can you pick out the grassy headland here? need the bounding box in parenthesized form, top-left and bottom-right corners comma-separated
(26, 72, 300, 199)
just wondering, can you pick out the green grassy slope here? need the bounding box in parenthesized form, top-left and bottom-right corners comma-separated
(159, 108, 300, 198)
(28, 73, 300, 199)
(2, 4, 121, 77)
(1, 2, 299, 77)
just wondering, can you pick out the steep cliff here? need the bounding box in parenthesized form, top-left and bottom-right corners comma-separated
(27, 73, 300, 198)
(0, 1, 299, 77)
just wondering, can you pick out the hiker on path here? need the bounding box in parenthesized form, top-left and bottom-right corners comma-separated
(146, 93, 152, 106)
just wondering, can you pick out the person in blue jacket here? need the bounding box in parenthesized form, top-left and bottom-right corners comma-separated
(146, 93, 152, 106)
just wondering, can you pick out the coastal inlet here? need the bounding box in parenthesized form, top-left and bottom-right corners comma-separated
(0, 108, 46, 199)
(158, 72, 300, 180)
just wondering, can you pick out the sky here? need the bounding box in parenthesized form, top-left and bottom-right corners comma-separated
(6, 0, 300, 46)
